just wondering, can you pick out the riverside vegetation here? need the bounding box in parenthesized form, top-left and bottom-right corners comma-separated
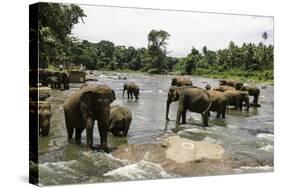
(38, 3, 273, 82)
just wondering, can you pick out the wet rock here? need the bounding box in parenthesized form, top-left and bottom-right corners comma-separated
(163, 136, 225, 163)
(112, 136, 228, 176)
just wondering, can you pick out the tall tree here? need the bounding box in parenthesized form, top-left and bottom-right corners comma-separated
(147, 30, 170, 72)
(38, 3, 86, 68)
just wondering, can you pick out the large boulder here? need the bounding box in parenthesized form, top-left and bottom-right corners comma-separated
(162, 136, 225, 163)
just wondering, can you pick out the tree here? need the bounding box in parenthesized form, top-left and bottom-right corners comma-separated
(38, 3, 86, 68)
(262, 31, 268, 42)
(147, 30, 170, 72)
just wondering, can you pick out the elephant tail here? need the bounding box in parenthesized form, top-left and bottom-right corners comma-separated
(203, 92, 212, 114)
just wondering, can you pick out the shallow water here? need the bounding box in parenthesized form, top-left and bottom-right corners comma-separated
(37, 72, 274, 185)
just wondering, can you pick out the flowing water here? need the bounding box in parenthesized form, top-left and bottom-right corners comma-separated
(36, 72, 274, 185)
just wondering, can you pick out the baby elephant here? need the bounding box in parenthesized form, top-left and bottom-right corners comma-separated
(122, 82, 139, 99)
(109, 105, 132, 137)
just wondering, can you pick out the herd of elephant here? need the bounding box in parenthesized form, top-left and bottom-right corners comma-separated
(34, 75, 261, 153)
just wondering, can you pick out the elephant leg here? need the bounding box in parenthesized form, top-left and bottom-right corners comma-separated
(201, 113, 209, 127)
(130, 92, 133, 99)
(67, 127, 74, 140)
(222, 107, 226, 118)
(181, 110, 186, 124)
(75, 128, 84, 145)
(216, 111, 221, 118)
(176, 96, 185, 127)
(127, 91, 130, 99)
(122, 119, 131, 136)
(253, 95, 258, 104)
(97, 117, 110, 152)
(86, 118, 94, 149)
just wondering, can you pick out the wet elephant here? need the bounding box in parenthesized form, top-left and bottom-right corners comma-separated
(58, 71, 70, 90)
(166, 86, 211, 127)
(219, 79, 244, 89)
(30, 101, 52, 136)
(39, 102, 52, 136)
(224, 90, 249, 111)
(240, 85, 260, 105)
(109, 105, 132, 137)
(63, 84, 116, 152)
(122, 82, 139, 99)
(213, 85, 236, 92)
(207, 90, 228, 118)
(47, 76, 60, 89)
(171, 77, 193, 86)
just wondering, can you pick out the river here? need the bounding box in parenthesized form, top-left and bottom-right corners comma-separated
(36, 72, 274, 185)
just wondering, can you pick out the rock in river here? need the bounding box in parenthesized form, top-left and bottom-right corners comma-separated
(112, 136, 228, 176)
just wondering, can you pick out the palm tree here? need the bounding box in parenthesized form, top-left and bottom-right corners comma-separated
(262, 31, 268, 42)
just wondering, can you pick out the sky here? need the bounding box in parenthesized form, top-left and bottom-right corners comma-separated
(72, 5, 274, 57)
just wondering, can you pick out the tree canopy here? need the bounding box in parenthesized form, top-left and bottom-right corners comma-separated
(37, 3, 273, 81)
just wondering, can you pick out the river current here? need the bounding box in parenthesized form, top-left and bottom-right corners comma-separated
(36, 72, 274, 185)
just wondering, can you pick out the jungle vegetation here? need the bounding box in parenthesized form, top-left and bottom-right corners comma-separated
(37, 3, 274, 81)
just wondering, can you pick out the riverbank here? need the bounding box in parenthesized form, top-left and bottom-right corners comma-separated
(89, 69, 273, 85)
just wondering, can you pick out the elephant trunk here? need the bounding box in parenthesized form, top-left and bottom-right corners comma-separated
(166, 100, 171, 121)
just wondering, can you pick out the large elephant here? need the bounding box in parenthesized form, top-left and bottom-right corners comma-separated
(171, 77, 193, 86)
(206, 90, 228, 118)
(109, 105, 132, 137)
(240, 85, 260, 105)
(219, 79, 244, 90)
(224, 90, 249, 111)
(213, 85, 236, 92)
(122, 82, 139, 99)
(166, 86, 211, 127)
(63, 84, 116, 152)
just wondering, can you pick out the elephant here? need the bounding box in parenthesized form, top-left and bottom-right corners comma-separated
(46, 76, 60, 89)
(109, 105, 132, 137)
(122, 82, 139, 99)
(39, 102, 52, 136)
(219, 79, 244, 90)
(58, 71, 70, 90)
(166, 86, 212, 127)
(29, 88, 50, 101)
(205, 84, 228, 118)
(240, 85, 260, 105)
(224, 90, 249, 111)
(30, 101, 52, 136)
(63, 84, 116, 152)
(171, 77, 193, 86)
(206, 90, 228, 118)
(213, 85, 236, 92)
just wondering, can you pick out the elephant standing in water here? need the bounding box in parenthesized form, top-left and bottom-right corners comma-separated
(171, 77, 193, 86)
(109, 105, 132, 137)
(219, 79, 244, 89)
(213, 85, 236, 92)
(240, 85, 260, 105)
(63, 84, 116, 152)
(122, 82, 139, 99)
(205, 85, 228, 118)
(224, 90, 250, 111)
(166, 86, 212, 127)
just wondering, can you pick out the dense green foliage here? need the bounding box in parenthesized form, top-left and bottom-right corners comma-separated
(38, 3, 86, 68)
(38, 3, 273, 81)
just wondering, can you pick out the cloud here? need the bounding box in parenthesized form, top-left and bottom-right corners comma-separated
(72, 5, 273, 57)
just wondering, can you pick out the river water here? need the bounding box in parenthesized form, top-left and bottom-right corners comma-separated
(36, 72, 274, 185)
